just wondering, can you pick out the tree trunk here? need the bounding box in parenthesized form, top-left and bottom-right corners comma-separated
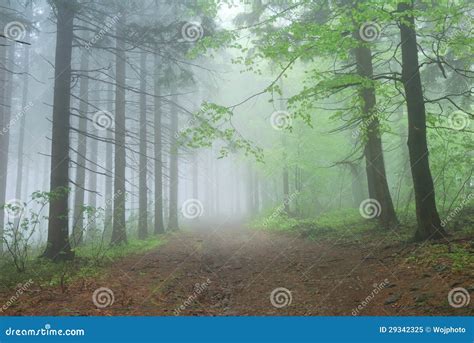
(348, 162, 365, 208)
(167, 92, 179, 231)
(42, 0, 75, 260)
(72, 48, 89, 246)
(153, 54, 165, 234)
(88, 88, 99, 234)
(104, 81, 114, 234)
(138, 52, 148, 239)
(0, 42, 9, 254)
(353, 35, 398, 229)
(214, 148, 220, 215)
(111, 15, 127, 245)
(283, 165, 290, 215)
(398, 1, 446, 240)
(15, 4, 31, 202)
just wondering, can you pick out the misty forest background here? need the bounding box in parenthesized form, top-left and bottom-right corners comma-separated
(0, 0, 472, 315)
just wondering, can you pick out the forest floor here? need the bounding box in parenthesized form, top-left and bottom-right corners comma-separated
(0, 223, 472, 316)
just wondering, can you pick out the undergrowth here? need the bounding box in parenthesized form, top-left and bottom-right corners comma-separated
(0, 237, 164, 291)
(252, 205, 474, 245)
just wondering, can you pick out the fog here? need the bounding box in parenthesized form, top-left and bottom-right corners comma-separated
(0, 1, 472, 317)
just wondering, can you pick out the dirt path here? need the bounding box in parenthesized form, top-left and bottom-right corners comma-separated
(1, 225, 472, 316)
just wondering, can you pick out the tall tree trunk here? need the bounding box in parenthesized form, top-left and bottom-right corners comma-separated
(0, 42, 9, 253)
(111, 15, 127, 245)
(15, 4, 32, 202)
(72, 49, 89, 246)
(138, 52, 148, 239)
(279, 80, 290, 216)
(167, 93, 179, 231)
(153, 54, 165, 234)
(104, 81, 114, 234)
(214, 148, 219, 215)
(88, 88, 99, 234)
(398, 1, 446, 240)
(42, 0, 75, 260)
(3, 45, 15, 226)
(353, 33, 398, 229)
(348, 162, 365, 208)
(282, 164, 290, 215)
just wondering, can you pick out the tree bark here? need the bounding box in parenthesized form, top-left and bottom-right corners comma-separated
(138, 51, 148, 239)
(42, 0, 75, 260)
(0, 42, 9, 254)
(283, 164, 290, 215)
(15, 3, 31, 202)
(72, 48, 89, 246)
(353, 35, 398, 229)
(153, 54, 165, 234)
(348, 162, 365, 208)
(398, 1, 446, 240)
(111, 15, 127, 245)
(104, 81, 114, 234)
(167, 92, 179, 231)
(87, 88, 99, 234)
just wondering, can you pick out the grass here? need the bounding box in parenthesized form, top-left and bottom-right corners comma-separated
(252, 207, 412, 243)
(0, 236, 165, 291)
(252, 205, 474, 245)
(404, 242, 474, 272)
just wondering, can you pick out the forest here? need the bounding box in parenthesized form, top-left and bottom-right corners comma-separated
(0, 0, 472, 317)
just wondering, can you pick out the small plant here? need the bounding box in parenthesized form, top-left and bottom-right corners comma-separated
(2, 191, 50, 272)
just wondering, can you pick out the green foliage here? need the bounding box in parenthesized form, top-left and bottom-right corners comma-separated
(405, 242, 474, 272)
(253, 208, 376, 239)
(1, 191, 55, 272)
(0, 237, 164, 291)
